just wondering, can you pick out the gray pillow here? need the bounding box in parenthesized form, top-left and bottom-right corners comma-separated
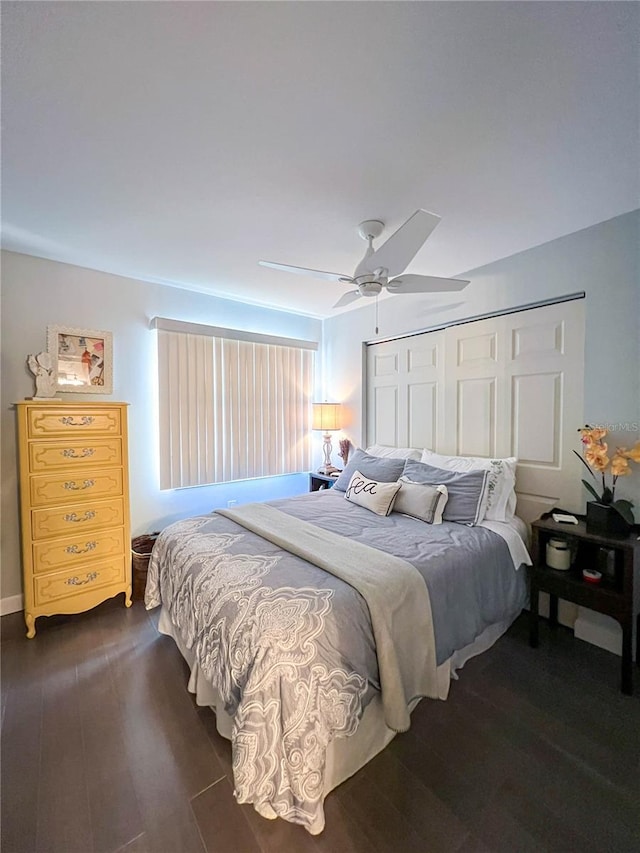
(394, 479, 449, 524)
(401, 459, 488, 525)
(333, 448, 405, 492)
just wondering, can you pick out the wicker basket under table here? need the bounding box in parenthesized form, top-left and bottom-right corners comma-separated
(131, 533, 159, 602)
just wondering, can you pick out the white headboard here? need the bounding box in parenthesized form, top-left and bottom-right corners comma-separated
(365, 299, 585, 523)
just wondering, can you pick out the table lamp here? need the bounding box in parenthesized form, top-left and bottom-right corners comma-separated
(312, 403, 342, 475)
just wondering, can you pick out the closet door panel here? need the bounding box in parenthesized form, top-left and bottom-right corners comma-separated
(408, 382, 438, 451)
(405, 333, 445, 451)
(372, 385, 398, 447)
(366, 334, 444, 450)
(444, 316, 506, 457)
(365, 299, 584, 522)
(505, 302, 584, 520)
(456, 378, 497, 457)
(366, 340, 400, 448)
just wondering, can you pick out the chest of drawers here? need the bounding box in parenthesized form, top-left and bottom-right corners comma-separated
(16, 401, 132, 637)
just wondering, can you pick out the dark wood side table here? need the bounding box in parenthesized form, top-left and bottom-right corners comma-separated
(529, 516, 640, 695)
(309, 472, 339, 492)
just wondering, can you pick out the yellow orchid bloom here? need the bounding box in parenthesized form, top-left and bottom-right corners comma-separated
(589, 455, 610, 472)
(579, 426, 608, 446)
(590, 427, 608, 442)
(577, 427, 638, 503)
(579, 428, 595, 446)
(585, 443, 609, 471)
(611, 454, 631, 476)
(622, 441, 640, 462)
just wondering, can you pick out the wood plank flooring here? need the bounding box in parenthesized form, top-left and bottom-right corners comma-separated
(2, 599, 639, 853)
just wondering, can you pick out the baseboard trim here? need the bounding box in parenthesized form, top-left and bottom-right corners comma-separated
(0, 594, 24, 616)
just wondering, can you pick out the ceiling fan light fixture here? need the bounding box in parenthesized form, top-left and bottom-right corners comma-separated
(359, 281, 382, 297)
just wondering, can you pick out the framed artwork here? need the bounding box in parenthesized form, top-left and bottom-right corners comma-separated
(47, 326, 113, 394)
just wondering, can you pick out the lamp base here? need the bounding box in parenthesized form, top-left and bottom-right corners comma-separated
(317, 464, 341, 476)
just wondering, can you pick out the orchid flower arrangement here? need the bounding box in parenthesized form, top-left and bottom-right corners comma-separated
(575, 426, 640, 524)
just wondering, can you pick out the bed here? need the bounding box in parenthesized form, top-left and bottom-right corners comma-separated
(145, 463, 530, 835)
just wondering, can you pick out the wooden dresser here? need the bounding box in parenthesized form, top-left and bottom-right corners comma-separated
(16, 401, 132, 637)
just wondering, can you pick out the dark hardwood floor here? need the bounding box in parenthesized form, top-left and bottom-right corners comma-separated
(2, 599, 639, 853)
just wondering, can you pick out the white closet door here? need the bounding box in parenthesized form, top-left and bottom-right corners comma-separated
(444, 301, 585, 520)
(444, 316, 505, 459)
(366, 332, 445, 451)
(366, 299, 585, 522)
(505, 302, 585, 521)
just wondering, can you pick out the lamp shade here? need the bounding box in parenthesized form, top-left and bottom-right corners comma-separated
(312, 402, 342, 431)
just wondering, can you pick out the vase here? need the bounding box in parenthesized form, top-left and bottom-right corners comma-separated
(585, 501, 630, 536)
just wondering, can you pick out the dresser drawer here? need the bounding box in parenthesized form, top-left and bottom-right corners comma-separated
(29, 438, 122, 472)
(33, 556, 127, 606)
(30, 468, 124, 507)
(33, 526, 125, 574)
(28, 407, 122, 437)
(31, 497, 125, 540)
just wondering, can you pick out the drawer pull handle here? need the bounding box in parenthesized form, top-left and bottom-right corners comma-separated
(64, 479, 95, 491)
(62, 448, 95, 459)
(63, 511, 97, 523)
(65, 541, 97, 555)
(59, 416, 95, 426)
(65, 571, 99, 587)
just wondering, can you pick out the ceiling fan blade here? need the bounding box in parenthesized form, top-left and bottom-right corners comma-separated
(333, 290, 362, 309)
(357, 210, 441, 278)
(386, 274, 470, 293)
(259, 260, 352, 283)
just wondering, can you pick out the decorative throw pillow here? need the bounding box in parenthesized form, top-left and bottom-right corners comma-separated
(344, 470, 401, 516)
(333, 448, 406, 492)
(393, 479, 449, 524)
(420, 450, 517, 522)
(402, 459, 489, 525)
(365, 444, 422, 461)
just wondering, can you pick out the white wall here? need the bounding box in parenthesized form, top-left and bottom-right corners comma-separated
(324, 211, 640, 513)
(1, 252, 322, 600)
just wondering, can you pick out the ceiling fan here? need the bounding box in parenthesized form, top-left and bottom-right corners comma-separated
(259, 209, 469, 308)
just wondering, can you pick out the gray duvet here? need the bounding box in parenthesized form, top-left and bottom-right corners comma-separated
(272, 490, 527, 665)
(145, 488, 526, 834)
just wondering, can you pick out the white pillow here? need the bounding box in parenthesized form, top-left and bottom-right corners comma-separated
(365, 444, 421, 461)
(394, 479, 449, 524)
(420, 450, 517, 522)
(344, 470, 401, 516)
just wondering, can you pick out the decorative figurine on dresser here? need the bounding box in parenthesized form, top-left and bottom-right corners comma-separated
(15, 401, 132, 637)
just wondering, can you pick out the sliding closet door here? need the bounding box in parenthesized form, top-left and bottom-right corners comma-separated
(366, 331, 445, 451)
(443, 316, 505, 459)
(445, 301, 585, 519)
(366, 299, 585, 521)
(506, 302, 584, 519)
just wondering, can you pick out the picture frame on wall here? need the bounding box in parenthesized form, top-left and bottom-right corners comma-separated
(47, 325, 113, 394)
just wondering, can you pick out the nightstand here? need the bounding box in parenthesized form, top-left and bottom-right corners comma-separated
(529, 516, 640, 695)
(309, 472, 339, 492)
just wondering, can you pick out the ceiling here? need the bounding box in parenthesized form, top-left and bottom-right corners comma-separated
(2, 2, 638, 318)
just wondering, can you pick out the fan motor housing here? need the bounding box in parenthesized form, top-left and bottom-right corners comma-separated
(359, 281, 383, 297)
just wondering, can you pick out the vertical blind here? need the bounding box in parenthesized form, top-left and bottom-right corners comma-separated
(156, 321, 316, 489)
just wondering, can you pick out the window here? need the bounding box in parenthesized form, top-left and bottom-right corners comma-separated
(153, 318, 317, 489)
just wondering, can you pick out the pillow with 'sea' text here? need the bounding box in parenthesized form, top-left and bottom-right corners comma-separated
(344, 470, 401, 516)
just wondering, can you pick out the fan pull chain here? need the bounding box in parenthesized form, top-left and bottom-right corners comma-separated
(375, 293, 379, 335)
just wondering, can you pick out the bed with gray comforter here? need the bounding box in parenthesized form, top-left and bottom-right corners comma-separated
(145, 488, 527, 833)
